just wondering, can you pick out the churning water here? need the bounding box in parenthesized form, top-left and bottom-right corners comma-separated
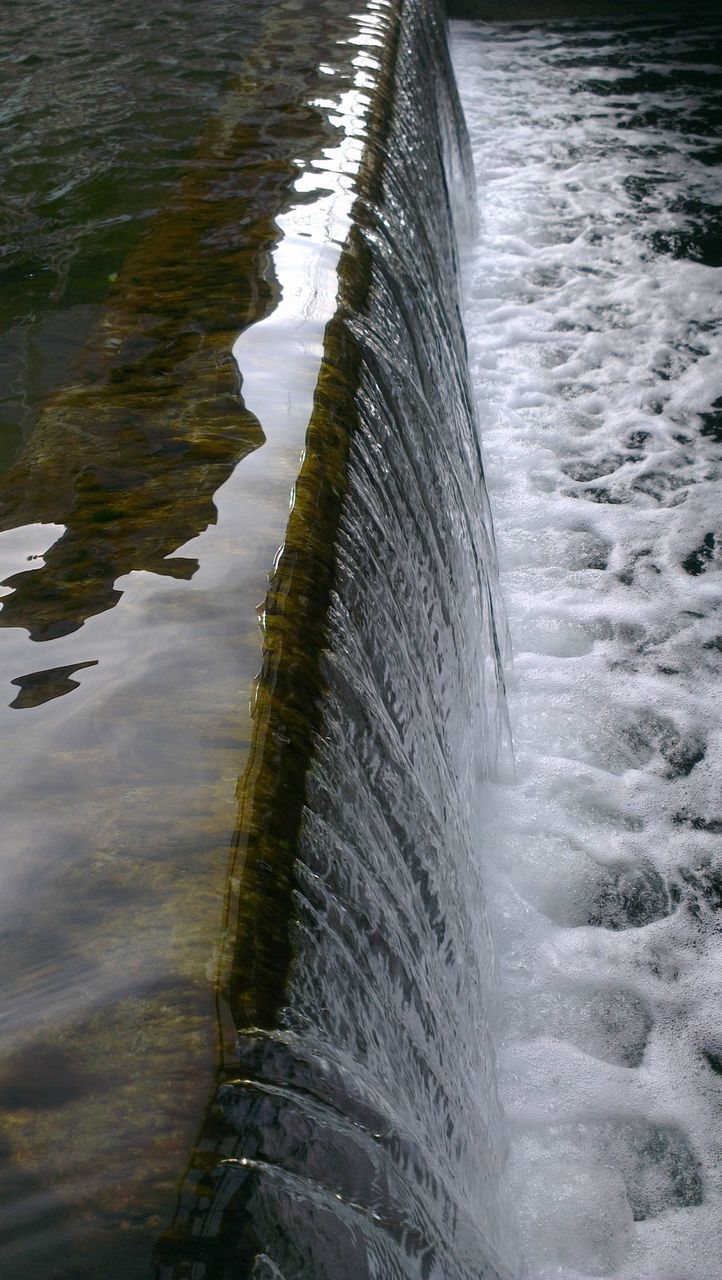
(453, 15, 721, 1279)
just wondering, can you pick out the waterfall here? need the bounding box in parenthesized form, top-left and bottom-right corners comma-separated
(155, 2, 519, 1276)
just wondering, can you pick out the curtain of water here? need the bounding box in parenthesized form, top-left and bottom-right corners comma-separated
(156, 3, 519, 1277)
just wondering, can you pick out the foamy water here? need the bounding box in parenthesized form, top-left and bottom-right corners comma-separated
(453, 17, 721, 1279)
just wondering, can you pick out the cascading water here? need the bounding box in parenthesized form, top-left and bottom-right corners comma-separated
(453, 13, 721, 1280)
(245, 24, 516, 1278)
(157, 8, 720, 1278)
(156, 2, 520, 1277)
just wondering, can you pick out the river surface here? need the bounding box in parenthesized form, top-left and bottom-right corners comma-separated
(453, 15, 721, 1279)
(0, 0, 383, 1273)
(2, 3, 720, 1277)
(0, 0, 278, 470)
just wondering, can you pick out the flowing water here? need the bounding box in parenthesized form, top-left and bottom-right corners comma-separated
(2, 0, 720, 1276)
(453, 14, 721, 1279)
(151, 3, 522, 1275)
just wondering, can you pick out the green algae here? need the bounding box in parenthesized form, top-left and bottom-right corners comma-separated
(224, 255, 370, 1032)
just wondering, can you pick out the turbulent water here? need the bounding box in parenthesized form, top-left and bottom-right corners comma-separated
(453, 16, 721, 1279)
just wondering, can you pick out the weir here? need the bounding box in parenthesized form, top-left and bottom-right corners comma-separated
(0, 1, 425, 1272)
(1, 0, 515, 1274)
(155, 0, 517, 1274)
(1, 0, 718, 1277)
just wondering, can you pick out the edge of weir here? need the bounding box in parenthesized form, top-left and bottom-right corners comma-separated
(223, 0, 406, 1036)
(152, 3, 517, 1272)
(223, 0, 477, 1038)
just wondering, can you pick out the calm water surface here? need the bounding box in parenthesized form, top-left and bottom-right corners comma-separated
(0, 0, 375, 1273)
(0, 0, 277, 469)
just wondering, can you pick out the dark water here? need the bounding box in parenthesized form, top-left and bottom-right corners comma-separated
(0, 0, 277, 471)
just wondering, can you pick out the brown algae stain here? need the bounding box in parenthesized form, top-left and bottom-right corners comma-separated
(225, 1, 402, 1037)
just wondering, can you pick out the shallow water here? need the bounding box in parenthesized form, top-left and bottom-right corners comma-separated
(453, 16, 721, 1278)
(0, 0, 277, 471)
(0, 0, 385, 1273)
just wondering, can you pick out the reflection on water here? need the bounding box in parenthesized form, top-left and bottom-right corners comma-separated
(9, 659, 99, 708)
(0, 0, 381, 1275)
(0, 48, 327, 639)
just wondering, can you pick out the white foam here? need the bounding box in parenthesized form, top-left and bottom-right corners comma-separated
(453, 18, 722, 1279)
